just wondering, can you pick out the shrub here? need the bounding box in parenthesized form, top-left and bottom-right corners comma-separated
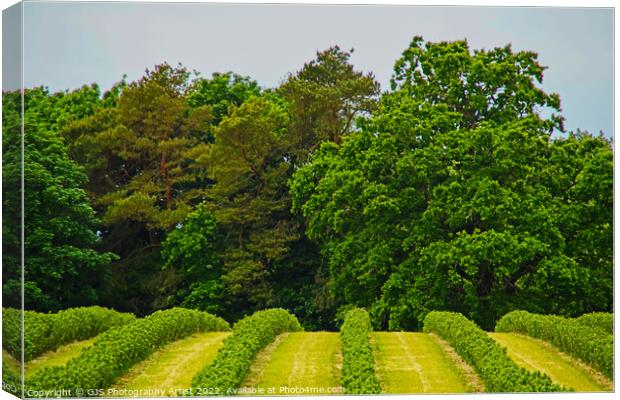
(424, 311, 565, 392)
(495, 310, 613, 379)
(191, 308, 302, 396)
(574, 312, 613, 335)
(26, 308, 229, 396)
(2, 308, 22, 360)
(339, 308, 381, 394)
(2, 306, 136, 361)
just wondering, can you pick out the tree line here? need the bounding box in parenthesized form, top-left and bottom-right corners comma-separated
(2, 37, 612, 330)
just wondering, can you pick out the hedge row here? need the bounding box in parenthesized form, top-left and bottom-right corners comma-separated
(495, 310, 613, 379)
(2, 306, 136, 361)
(423, 311, 566, 393)
(2, 308, 22, 360)
(26, 308, 229, 396)
(191, 308, 302, 396)
(574, 312, 613, 335)
(339, 308, 381, 394)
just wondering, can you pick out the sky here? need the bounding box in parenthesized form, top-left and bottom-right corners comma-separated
(2, 1, 614, 137)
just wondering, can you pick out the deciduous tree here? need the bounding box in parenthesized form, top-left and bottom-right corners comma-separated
(2, 87, 116, 311)
(291, 37, 612, 330)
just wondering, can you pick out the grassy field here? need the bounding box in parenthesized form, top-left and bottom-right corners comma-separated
(110, 331, 230, 395)
(371, 332, 476, 394)
(241, 332, 342, 395)
(488, 332, 612, 392)
(5, 323, 613, 396)
(25, 338, 96, 377)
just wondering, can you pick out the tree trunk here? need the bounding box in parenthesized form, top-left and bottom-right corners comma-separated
(477, 264, 493, 297)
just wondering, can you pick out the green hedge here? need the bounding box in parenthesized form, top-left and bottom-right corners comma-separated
(191, 308, 302, 396)
(424, 311, 565, 392)
(26, 308, 229, 396)
(574, 312, 613, 335)
(2, 308, 22, 360)
(2, 306, 136, 361)
(339, 308, 381, 394)
(495, 310, 613, 379)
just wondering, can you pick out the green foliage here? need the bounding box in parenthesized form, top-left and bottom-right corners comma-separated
(203, 92, 328, 327)
(495, 310, 613, 379)
(1, 90, 22, 310)
(187, 72, 261, 126)
(543, 132, 613, 313)
(201, 48, 379, 325)
(64, 63, 213, 314)
(162, 204, 219, 275)
(2, 88, 117, 312)
(2, 308, 22, 361)
(290, 37, 613, 330)
(391, 36, 563, 131)
(94, 63, 208, 231)
(26, 308, 229, 395)
(423, 311, 566, 392)
(174, 281, 225, 315)
(204, 95, 295, 314)
(4, 36, 610, 334)
(2, 357, 22, 397)
(339, 308, 381, 394)
(574, 312, 613, 334)
(2, 306, 135, 361)
(279, 46, 379, 163)
(191, 308, 302, 395)
(162, 203, 224, 314)
(41, 49, 381, 326)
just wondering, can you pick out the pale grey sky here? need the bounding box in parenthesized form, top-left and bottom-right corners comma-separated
(3, 2, 615, 137)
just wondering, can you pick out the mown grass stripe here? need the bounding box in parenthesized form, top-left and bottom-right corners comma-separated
(428, 333, 485, 393)
(495, 310, 613, 379)
(241, 333, 290, 389)
(488, 332, 611, 392)
(2, 350, 22, 397)
(242, 332, 342, 396)
(371, 332, 473, 394)
(2, 306, 136, 361)
(423, 311, 564, 393)
(191, 308, 302, 396)
(24, 338, 96, 378)
(26, 308, 230, 396)
(2, 350, 21, 377)
(111, 332, 230, 395)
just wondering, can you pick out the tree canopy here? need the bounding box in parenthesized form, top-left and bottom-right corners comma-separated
(3, 86, 116, 311)
(290, 38, 612, 330)
(3, 37, 612, 330)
